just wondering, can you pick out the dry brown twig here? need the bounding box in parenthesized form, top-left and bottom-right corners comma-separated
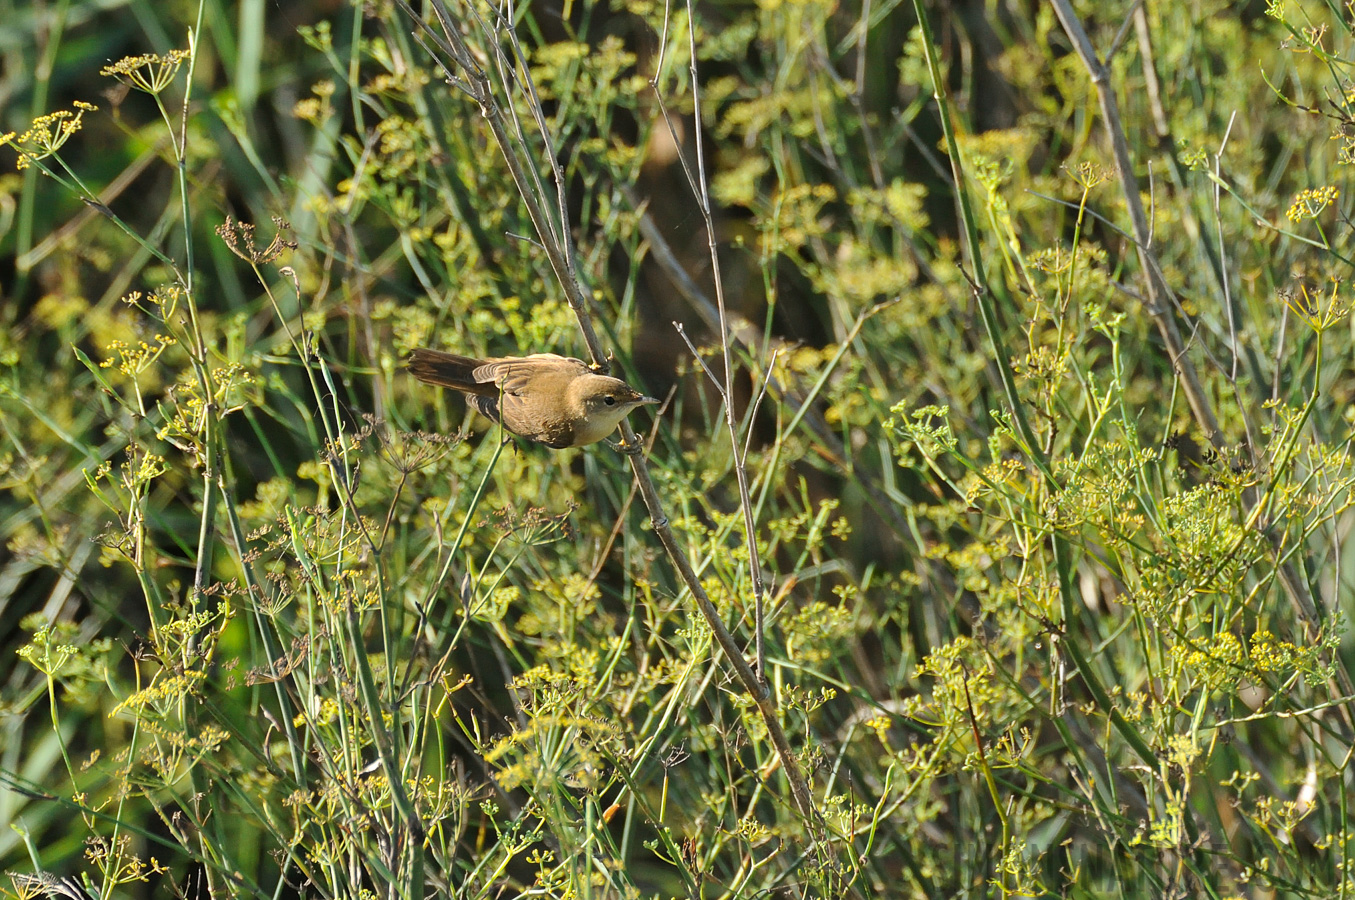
(393, 0, 851, 885)
(1050, 0, 1353, 732)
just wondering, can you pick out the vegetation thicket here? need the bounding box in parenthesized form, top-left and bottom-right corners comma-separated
(1, 0, 1354, 897)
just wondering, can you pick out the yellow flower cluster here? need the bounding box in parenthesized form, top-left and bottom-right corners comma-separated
(1286, 185, 1339, 221)
(99, 48, 190, 94)
(0, 102, 97, 170)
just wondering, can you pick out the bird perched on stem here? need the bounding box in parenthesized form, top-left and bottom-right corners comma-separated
(407, 348, 658, 449)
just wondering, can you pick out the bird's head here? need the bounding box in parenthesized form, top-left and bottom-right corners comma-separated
(569, 375, 658, 445)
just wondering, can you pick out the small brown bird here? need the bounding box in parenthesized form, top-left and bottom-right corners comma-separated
(407, 348, 658, 449)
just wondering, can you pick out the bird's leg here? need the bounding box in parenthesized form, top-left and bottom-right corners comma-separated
(590, 351, 617, 376)
(610, 433, 646, 455)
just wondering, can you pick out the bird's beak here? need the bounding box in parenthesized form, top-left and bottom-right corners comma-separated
(638, 396, 659, 405)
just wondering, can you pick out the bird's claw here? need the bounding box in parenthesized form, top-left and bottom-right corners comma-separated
(610, 436, 645, 455)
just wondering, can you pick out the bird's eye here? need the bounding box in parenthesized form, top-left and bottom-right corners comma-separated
(604, 395, 616, 406)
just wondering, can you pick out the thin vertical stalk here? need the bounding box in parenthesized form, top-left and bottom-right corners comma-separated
(394, 0, 843, 884)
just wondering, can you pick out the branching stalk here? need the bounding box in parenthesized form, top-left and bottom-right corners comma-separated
(395, 0, 837, 873)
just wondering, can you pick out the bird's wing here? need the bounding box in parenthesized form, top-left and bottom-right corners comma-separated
(472, 379, 577, 448)
(473, 355, 590, 395)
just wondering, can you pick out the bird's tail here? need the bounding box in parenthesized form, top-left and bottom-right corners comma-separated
(406, 349, 494, 396)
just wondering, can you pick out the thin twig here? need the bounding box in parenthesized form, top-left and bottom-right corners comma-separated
(396, 0, 835, 866)
(1051, 0, 1354, 740)
(1049, 0, 1221, 445)
(669, 0, 772, 685)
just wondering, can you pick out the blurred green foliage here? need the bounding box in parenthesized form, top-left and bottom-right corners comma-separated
(2, 0, 1355, 897)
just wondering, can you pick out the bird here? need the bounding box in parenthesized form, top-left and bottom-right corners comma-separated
(407, 348, 658, 449)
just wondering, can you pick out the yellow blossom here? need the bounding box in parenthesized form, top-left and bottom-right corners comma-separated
(0, 102, 98, 170)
